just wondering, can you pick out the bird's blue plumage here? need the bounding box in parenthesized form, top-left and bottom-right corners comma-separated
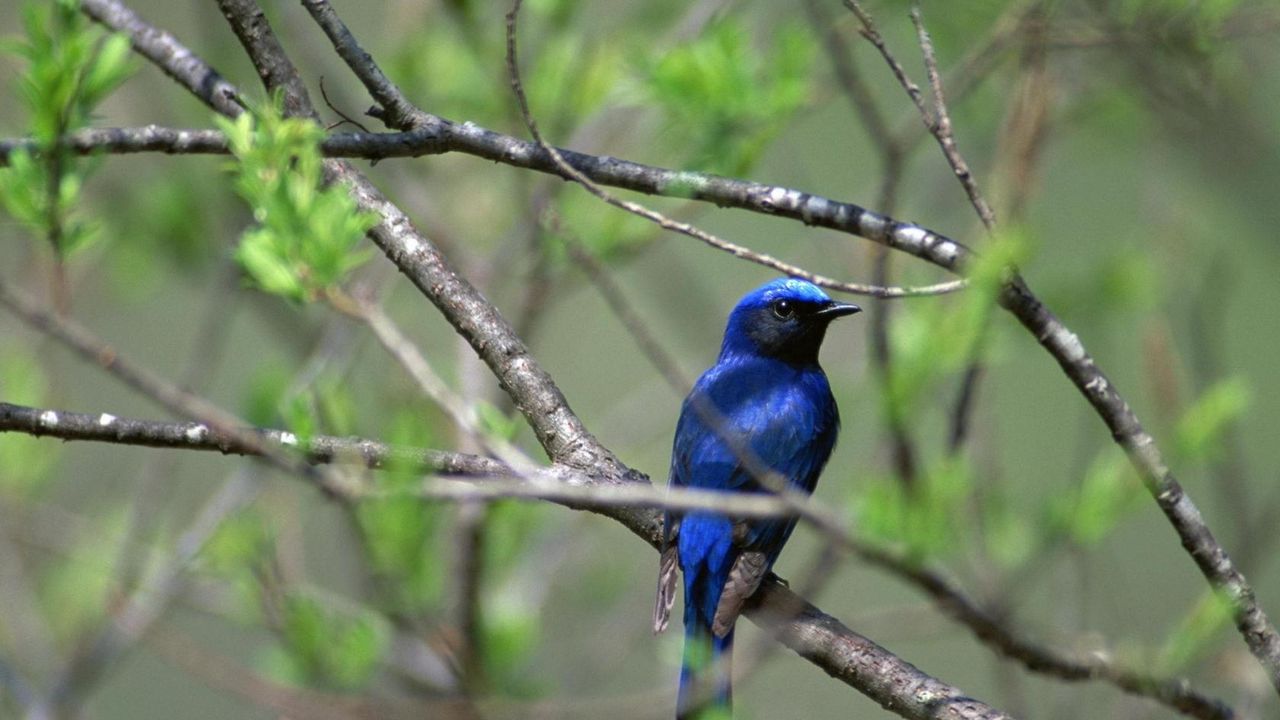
(659, 278, 858, 719)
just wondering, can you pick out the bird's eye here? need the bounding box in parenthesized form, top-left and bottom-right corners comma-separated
(771, 299, 795, 320)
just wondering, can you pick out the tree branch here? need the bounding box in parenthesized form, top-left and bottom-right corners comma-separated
(0, 401, 504, 477)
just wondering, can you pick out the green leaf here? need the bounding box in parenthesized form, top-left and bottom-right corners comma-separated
(886, 227, 1027, 421)
(40, 509, 128, 640)
(278, 592, 387, 689)
(853, 458, 973, 560)
(0, 350, 56, 495)
(216, 96, 380, 302)
(1157, 589, 1234, 672)
(482, 586, 542, 694)
(1047, 451, 1142, 546)
(1175, 377, 1250, 462)
(354, 411, 446, 612)
(475, 401, 520, 442)
(484, 501, 546, 573)
(636, 18, 813, 175)
(242, 363, 293, 427)
(0, 0, 133, 254)
(199, 511, 274, 577)
(80, 33, 134, 106)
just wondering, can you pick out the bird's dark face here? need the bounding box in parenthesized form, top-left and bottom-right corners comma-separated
(721, 279, 861, 364)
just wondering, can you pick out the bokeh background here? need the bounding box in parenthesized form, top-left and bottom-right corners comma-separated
(2, 0, 1280, 718)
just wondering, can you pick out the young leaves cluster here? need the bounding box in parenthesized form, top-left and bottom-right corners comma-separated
(216, 99, 379, 302)
(200, 511, 388, 690)
(355, 411, 447, 613)
(640, 19, 813, 176)
(855, 458, 974, 560)
(886, 229, 1025, 422)
(275, 593, 388, 689)
(0, 0, 133, 253)
(0, 350, 56, 496)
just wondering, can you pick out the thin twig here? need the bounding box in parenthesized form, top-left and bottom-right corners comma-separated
(0, 279, 353, 499)
(0, 401, 502, 476)
(807, 0, 922, 489)
(341, 293, 536, 471)
(0, 121, 974, 279)
(551, 219, 691, 394)
(909, 4, 998, 231)
(506, 9, 958, 300)
(49, 473, 260, 711)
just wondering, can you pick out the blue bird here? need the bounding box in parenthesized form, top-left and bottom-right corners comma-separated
(653, 278, 859, 719)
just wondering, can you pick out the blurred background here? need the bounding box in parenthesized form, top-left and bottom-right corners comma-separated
(2, 0, 1280, 718)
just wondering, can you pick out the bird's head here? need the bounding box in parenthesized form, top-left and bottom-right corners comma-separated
(720, 278, 861, 364)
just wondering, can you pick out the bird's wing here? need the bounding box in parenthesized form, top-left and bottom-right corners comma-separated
(671, 367, 837, 496)
(712, 550, 768, 636)
(653, 533, 679, 634)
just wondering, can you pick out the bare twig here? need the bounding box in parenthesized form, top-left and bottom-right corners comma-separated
(909, 5, 998, 231)
(342, 294, 535, 470)
(0, 120, 973, 280)
(506, 4, 959, 300)
(81, 0, 243, 117)
(848, 3, 1005, 462)
(552, 221, 691, 394)
(0, 280, 354, 500)
(0, 401, 506, 477)
(49, 473, 260, 711)
(298, 0, 428, 130)
(805, 0, 919, 488)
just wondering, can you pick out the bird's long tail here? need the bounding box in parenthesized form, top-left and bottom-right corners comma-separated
(677, 611, 734, 719)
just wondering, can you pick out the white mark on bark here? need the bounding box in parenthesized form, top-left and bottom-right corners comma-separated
(1050, 326, 1087, 363)
(801, 195, 829, 225)
(185, 424, 208, 442)
(38, 410, 58, 428)
(896, 224, 928, 250)
(860, 212, 886, 238)
(98, 413, 117, 426)
(767, 186, 790, 209)
(280, 432, 299, 447)
(933, 240, 960, 266)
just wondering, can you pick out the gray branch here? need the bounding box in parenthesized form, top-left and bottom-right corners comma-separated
(0, 401, 504, 477)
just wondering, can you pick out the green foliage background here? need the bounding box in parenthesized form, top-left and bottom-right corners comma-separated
(2, 0, 1280, 718)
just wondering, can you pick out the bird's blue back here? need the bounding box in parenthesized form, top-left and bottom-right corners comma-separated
(671, 355, 838, 561)
(661, 278, 852, 719)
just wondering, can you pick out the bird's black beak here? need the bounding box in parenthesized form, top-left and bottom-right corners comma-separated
(816, 301, 862, 319)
